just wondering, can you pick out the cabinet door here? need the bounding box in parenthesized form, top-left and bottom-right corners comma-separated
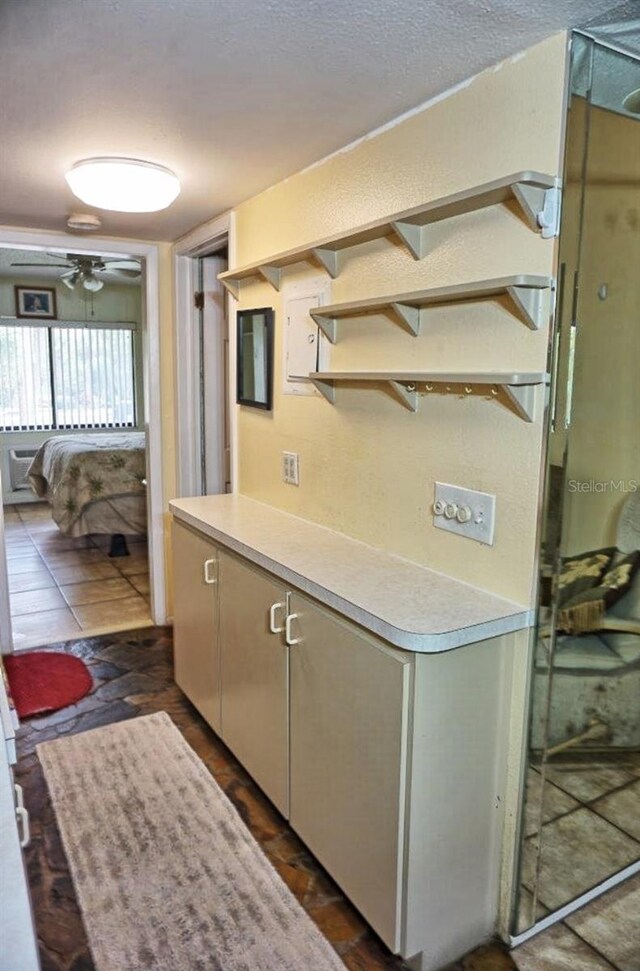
(172, 521, 221, 733)
(289, 592, 412, 952)
(218, 551, 289, 815)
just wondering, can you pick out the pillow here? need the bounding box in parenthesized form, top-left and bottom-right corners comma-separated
(557, 548, 615, 603)
(609, 566, 640, 621)
(558, 549, 640, 634)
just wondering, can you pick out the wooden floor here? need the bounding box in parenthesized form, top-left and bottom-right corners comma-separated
(14, 627, 518, 971)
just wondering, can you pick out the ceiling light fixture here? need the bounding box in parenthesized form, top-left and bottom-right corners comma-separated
(67, 212, 102, 232)
(65, 157, 181, 213)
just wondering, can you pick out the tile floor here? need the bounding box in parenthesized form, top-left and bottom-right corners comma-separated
(4, 502, 152, 650)
(514, 756, 640, 970)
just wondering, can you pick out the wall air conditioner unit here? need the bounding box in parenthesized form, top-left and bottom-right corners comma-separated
(8, 449, 37, 491)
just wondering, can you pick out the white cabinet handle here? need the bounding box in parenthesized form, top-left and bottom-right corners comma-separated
(14, 784, 30, 848)
(285, 612, 301, 646)
(269, 602, 285, 634)
(203, 558, 217, 585)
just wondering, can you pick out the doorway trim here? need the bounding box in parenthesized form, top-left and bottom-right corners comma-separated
(0, 226, 166, 647)
(173, 210, 236, 498)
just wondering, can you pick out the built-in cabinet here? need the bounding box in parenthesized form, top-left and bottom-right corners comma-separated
(172, 522, 221, 732)
(171, 501, 526, 971)
(288, 592, 411, 949)
(173, 520, 409, 948)
(0, 663, 39, 970)
(218, 550, 289, 815)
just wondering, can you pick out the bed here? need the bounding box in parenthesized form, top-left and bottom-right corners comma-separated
(27, 433, 147, 538)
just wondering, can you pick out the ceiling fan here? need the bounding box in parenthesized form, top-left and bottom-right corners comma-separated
(11, 253, 141, 292)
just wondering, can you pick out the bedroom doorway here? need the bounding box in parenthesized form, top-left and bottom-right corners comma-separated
(0, 231, 165, 653)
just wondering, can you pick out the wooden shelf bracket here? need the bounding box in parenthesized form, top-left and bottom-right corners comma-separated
(311, 248, 339, 278)
(501, 384, 538, 422)
(388, 380, 419, 412)
(512, 183, 561, 238)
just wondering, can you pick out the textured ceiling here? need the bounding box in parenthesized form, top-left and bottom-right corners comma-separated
(0, 0, 622, 242)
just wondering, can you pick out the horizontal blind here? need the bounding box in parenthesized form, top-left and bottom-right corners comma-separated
(51, 326, 135, 428)
(0, 325, 54, 431)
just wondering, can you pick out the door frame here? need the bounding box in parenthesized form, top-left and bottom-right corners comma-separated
(0, 226, 166, 650)
(172, 210, 236, 498)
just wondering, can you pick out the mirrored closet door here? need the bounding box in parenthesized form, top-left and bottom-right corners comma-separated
(514, 29, 640, 937)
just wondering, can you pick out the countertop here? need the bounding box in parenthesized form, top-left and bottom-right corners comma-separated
(170, 494, 532, 653)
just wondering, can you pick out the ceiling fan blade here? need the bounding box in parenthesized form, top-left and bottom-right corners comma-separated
(103, 260, 141, 271)
(11, 262, 72, 268)
(108, 268, 141, 278)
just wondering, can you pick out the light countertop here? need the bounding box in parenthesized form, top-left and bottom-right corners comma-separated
(170, 494, 533, 653)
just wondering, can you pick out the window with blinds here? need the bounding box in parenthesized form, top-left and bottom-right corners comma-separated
(0, 321, 136, 432)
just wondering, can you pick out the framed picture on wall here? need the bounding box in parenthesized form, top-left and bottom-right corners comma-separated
(14, 286, 57, 319)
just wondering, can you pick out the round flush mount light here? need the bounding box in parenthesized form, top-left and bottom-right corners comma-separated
(65, 157, 180, 213)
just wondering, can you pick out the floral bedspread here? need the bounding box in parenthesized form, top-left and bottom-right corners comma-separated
(28, 433, 146, 534)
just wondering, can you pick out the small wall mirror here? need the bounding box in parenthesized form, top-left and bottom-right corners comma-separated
(236, 307, 274, 410)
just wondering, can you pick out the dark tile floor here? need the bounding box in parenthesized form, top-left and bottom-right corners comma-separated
(15, 626, 517, 971)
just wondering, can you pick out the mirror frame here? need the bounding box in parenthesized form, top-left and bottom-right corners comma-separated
(236, 307, 274, 411)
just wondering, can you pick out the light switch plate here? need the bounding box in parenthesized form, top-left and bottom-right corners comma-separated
(432, 482, 496, 545)
(282, 451, 300, 486)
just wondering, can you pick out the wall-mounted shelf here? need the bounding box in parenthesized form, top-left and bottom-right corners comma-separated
(218, 172, 559, 297)
(309, 274, 554, 340)
(309, 371, 549, 422)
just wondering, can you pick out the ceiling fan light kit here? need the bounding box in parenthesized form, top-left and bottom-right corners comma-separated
(11, 252, 141, 292)
(61, 272, 78, 290)
(60, 267, 104, 292)
(65, 157, 181, 212)
(81, 274, 104, 292)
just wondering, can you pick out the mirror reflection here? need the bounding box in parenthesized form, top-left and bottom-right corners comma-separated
(515, 32, 640, 934)
(236, 307, 273, 410)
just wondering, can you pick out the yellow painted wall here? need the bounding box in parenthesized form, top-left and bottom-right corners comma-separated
(231, 34, 569, 605)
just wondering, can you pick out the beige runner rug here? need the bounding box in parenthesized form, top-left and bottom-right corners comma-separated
(37, 711, 345, 971)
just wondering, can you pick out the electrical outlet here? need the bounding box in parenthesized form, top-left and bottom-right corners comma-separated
(432, 482, 496, 545)
(282, 451, 300, 486)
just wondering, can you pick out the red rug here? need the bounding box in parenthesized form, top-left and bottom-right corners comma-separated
(4, 652, 93, 719)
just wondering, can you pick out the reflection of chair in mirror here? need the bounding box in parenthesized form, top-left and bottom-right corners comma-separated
(531, 492, 640, 750)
